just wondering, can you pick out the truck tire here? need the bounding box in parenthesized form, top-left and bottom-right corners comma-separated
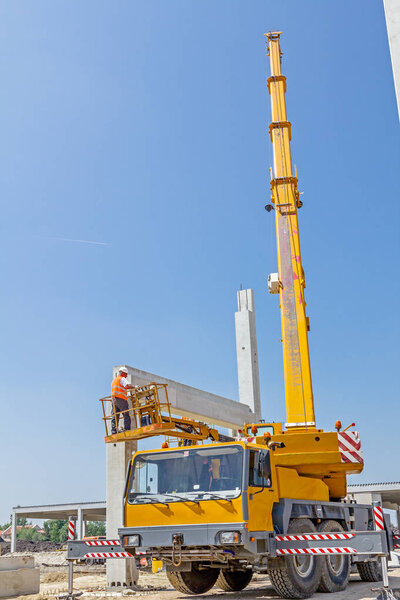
(357, 560, 382, 582)
(216, 568, 253, 591)
(166, 563, 219, 594)
(317, 520, 350, 592)
(268, 518, 322, 599)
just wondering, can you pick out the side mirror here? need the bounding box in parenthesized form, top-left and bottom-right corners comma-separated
(257, 453, 265, 478)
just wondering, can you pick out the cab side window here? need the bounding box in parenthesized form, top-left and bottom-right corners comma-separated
(248, 450, 272, 488)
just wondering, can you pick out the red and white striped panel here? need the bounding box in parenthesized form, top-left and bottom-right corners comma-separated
(374, 506, 385, 531)
(393, 535, 400, 540)
(338, 431, 363, 464)
(393, 534, 400, 549)
(277, 547, 356, 556)
(395, 544, 400, 550)
(68, 520, 75, 541)
(84, 552, 133, 559)
(276, 533, 354, 542)
(84, 540, 120, 546)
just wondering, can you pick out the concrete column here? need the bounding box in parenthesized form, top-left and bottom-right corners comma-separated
(106, 439, 138, 589)
(383, 0, 400, 119)
(235, 289, 261, 420)
(77, 508, 84, 540)
(11, 512, 17, 553)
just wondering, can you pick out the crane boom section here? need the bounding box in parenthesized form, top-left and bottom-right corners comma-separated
(266, 32, 316, 430)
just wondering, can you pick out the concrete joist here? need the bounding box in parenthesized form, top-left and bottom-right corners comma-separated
(113, 366, 255, 429)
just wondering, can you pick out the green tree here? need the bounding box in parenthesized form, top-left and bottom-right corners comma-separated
(18, 527, 45, 541)
(43, 520, 68, 543)
(86, 521, 106, 537)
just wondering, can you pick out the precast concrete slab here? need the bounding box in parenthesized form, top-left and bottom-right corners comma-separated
(0, 556, 39, 598)
(0, 556, 34, 571)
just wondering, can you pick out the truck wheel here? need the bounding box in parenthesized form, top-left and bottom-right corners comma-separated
(268, 518, 322, 599)
(85, 558, 94, 566)
(167, 563, 219, 594)
(317, 520, 350, 592)
(357, 560, 382, 582)
(216, 568, 253, 591)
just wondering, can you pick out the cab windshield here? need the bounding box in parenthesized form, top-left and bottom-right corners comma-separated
(128, 445, 243, 504)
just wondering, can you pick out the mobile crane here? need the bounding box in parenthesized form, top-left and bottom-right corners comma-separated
(67, 33, 395, 599)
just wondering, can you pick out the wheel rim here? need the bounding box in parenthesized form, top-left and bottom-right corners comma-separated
(293, 555, 314, 578)
(328, 554, 344, 574)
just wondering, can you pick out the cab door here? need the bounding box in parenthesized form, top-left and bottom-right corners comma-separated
(247, 449, 275, 532)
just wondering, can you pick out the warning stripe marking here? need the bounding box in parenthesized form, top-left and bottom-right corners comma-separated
(374, 506, 385, 531)
(338, 431, 363, 464)
(277, 547, 356, 555)
(393, 535, 400, 540)
(68, 521, 75, 541)
(276, 533, 355, 542)
(394, 544, 400, 550)
(84, 552, 133, 559)
(84, 540, 120, 546)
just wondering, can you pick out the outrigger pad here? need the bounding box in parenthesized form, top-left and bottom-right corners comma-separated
(373, 588, 400, 600)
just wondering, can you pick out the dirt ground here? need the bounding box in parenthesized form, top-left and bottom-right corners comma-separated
(9, 552, 400, 600)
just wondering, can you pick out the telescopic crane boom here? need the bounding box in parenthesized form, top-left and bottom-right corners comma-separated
(266, 31, 316, 432)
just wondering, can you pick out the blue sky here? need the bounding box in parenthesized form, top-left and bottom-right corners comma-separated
(0, 0, 398, 524)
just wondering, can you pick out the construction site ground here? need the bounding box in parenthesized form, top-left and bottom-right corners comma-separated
(6, 552, 400, 600)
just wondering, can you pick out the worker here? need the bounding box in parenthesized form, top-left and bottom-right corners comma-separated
(111, 367, 135, 434)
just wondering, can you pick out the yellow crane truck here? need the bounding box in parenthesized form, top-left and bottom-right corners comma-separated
(67, 32, 396, 599)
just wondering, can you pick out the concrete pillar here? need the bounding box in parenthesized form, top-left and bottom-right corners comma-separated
(235, 289, 261, 420)
(11, 513, 17, 553)
(106, 440, 138, 589)
(383, 0, 400, 119)
(77, 508, 84, 540)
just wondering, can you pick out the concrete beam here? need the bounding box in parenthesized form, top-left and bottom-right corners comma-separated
(117, 366, 254, 430)
(12, 502, 106, 521)
(234, 289, 261, 420)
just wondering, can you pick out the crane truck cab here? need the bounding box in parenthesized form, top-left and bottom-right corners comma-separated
(120, 439, 275, 593)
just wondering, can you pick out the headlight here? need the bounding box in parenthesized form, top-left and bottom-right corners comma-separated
(124, 535, 141, 546)
(219, 531, 241, 544)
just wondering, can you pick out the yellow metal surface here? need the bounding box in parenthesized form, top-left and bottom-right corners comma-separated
(266, 31, 315, 430)
(152, 559, 163, 573)
(275, 467, 329, 502)
(247, 486, 277, 532)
